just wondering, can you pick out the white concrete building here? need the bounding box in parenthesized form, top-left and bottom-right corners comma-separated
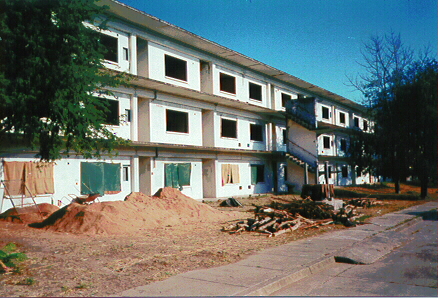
(0, 0, 371, 212)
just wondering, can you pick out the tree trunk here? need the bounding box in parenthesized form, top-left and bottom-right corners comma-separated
(420, 176, 429, 199)
(394, 179, 401, 194)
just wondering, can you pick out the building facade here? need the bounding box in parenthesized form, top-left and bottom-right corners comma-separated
(0, 0, 371, 212)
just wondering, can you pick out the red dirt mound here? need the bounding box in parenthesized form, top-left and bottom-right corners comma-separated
(29, 187, 243, 235)
(0, 203, 59, 224)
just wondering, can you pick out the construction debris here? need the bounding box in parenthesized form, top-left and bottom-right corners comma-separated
(347, 198, 383, 208)
(222, 198, 366, 237)
(219, 198, 243, 207)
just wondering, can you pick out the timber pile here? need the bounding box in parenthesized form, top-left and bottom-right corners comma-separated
(222, 198, 356, 237)
(347, 198, 383, 208)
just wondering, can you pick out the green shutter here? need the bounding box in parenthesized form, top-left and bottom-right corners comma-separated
(165, 163, 179, 188)
(251, 165, 257, 185)
(104, 163, 121, 192)
(81, 162, 104, 195)
(178, 163, 191, 186)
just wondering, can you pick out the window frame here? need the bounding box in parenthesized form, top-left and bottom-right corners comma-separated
(164, 54, 188, 82)
(221, 118, 237, 139)
(341, 166, 348, 178)
(99, 33, 118, 63)
(219, 72, 236, 94)
(323, 136, 331, 149)
(251, 164, 265, 184)
(166, 109, 189, 134)
(322, 106, 330, 120)
(281, 93, 292, 108)
(95, 97, 119, 126)
(340, 139, 347, 151)
(339, 112, 346, 125)
(250, 123, 264, 142)
(248, 82, 262, 101)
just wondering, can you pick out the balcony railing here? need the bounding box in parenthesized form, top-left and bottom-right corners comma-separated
(285, 138, 318, 172)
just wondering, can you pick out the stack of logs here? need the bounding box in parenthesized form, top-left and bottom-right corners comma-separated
(222, 198, 382, 237)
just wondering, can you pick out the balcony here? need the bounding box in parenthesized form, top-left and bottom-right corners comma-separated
(285, 97, 317, 130)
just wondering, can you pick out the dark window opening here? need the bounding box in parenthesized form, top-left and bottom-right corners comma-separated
(219, 73, 236, 94)
(283, 129, 287, 145)
(323, 136, 331, 149)
(251, 165, 264, 184)
(165, 54, 187, 81)
(123, 47, 129, 61)
(249, 82, 262, 101)
(221, 118, 237, 138)
(340, 139, 347, 151)
(166, 109, 188, 133)
(96, 98, 119, 126)
(100, 33, 118, 63)
(123, 166, 129, 181)
(125, 109, 131, 122)
(250, 123, 263, 142)
(363, 120, 369, 131)
(342, 166, 348, 178)
(354, 117, 360, 127)
(322, 106, 330, 119)
(356, 166, 362, 177)
(339, 112, 346, 124)
(281, 93, 291, 107)
(328, 166, 333, 178)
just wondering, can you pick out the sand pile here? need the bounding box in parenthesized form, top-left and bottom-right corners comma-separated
(0, 203, 59, 224)
(29, 187, 241, 235)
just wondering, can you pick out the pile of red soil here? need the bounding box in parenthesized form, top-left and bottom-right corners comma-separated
(0, 203, 59, 224)
(29, 188, 242, 235)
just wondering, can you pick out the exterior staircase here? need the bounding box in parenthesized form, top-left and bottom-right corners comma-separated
(285, 139, 318, 173)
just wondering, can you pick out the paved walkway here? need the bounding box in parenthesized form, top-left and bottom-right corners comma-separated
(116, 201, 437, 297)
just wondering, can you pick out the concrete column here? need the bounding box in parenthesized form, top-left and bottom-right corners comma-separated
(129, 34, 137, 75)
(304, 163, 309, 185)
(131, 156, 140, 192)
(324, 161, 329, 185)
(130, 94, 138, 142)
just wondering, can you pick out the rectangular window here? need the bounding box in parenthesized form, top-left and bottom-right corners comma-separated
(354, 117, 360, 127)
(340, 139, 347, 151)
(323, 136, 331, 149)
(165, 163, 191, 188)
(221, 164, 240, 185)
(81, 162, 121, 195)
(322, 106, 330, 119)
(250, 123, 263, 142)
(219, 72, 236, 94)
(166, 109, 189, 133)
(339, 112, 346, 124)
(165, 54, 187, 81)
(282, 129, 287, 145)
(251, 165, 265, 184)
(221, 118, 237, 138)
(96, 98, 119, 126)
(249, 82, 262, 101)
(363, 120, 369, 131)
(328, 166, 333, 178)
(281, 93, 291, 108)
(100, 33, 118, 63)
(123, 47, 129, 61)
(123, 166, 129, 181)
(342, 166, 348, 178)
(125, 109, 131, 122)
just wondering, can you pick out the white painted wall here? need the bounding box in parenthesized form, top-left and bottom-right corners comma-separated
(318, 134, 335, 156)
(148, 42, 201, 91)
(0, 156, 132, 213)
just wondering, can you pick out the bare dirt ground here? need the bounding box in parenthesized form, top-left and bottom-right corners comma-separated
(0, 184, 436, 297)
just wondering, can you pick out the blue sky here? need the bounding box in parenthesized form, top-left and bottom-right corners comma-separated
(118, 0, 437, 103)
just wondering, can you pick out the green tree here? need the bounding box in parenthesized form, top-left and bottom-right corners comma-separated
(0, 0, 129, 161)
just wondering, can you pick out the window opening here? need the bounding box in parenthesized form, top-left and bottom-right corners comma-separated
(165, 163, 191, 188)
(165, 54, 187, 81)
(99, 33, 118, 63)
(221, 164, 240, 185)
(322, 106, 330, 120)
(339, 112, 346, 124)
(342, 166, 348, 178)
(249, 82, 262, 101)
(251, 165, 264, 184)
(250, 123, 263, 142)
(354, 117, 360, 127)
(221, 118, 237, 138)
(125, 109, 131, 122)
(282, 129, 287, 145)
(123, 166, 129, 181)
(219, 73, 236, 94)
(363, 120, 369, 131)
(95, 98, 119, 126)
(356, 166, 362, 177)
(340, 139, 347, 151)
(166, 109, 189, 133)
(323, 136, 331, 149)
(123, 47, 129, 61)
(281, 93, 291, 108)
(81, 162, 121, 195)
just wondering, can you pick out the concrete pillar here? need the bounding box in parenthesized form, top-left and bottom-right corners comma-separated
(131, 156, 140, 192)
(129, 34, 137, 75)
(130, 94, 138, 142)
(304, 163, 309, 185)
(324, 161, 329, 185)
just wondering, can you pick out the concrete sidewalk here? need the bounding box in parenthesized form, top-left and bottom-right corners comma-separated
(116, 201, 437, 297)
